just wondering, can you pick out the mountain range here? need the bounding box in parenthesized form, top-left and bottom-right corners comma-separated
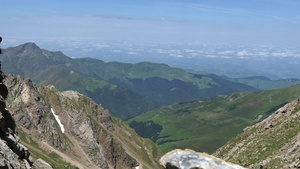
(1, 42, 263, 120)
(231, 76, 300, 90)
(1, 42, 299, 168)
(3, 43, 300, 120)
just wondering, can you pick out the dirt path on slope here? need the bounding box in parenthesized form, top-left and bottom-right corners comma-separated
(40, 141, 99, 169)
(21, 141, 57, 165)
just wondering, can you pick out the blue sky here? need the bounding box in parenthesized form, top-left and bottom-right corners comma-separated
(1, 0, 300, 46)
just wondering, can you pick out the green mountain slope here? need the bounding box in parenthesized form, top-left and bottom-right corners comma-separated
(2, 43, 159, 119)
(214, 98, 300, 168)
(2, 43, 257, 119)
(127, 85, 300, 154)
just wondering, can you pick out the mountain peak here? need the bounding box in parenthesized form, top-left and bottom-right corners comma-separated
(4, 42, 42, 56)
(21, 42, 41, 50)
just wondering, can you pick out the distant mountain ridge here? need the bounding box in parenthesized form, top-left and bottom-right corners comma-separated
(231, 76, 300, 90)
(2, 42, 258, 119)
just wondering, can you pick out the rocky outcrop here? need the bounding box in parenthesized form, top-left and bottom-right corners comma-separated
(3, 73, 163, 169)
(160, 149, 246, 169)
(0, 71, 33, 168)
(0, 71, 54, 169)
(214, 98, 300, 168)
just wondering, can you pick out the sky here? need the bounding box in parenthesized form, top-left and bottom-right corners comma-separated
(1, 0, 300, 46)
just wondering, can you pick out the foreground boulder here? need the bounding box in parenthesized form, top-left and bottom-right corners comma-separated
(160, 149, 246, 169)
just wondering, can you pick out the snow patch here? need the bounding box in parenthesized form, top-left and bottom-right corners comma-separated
(51, 108, 65, 133)
(135, 166, 139, 169)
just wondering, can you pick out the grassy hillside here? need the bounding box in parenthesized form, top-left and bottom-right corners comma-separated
(214, 98, 300, 168)
(127, 85, 300, 154)
(2, 43, 257, 119)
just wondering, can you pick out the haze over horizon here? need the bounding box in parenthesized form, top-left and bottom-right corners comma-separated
(2, 0, 300, 46)
(2, 0, 300, 79)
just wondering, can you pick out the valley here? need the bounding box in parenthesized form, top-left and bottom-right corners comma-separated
(127, 85, 300, 154)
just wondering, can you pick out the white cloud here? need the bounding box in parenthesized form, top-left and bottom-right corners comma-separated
(218, 50, 234, 55)
(169, 54, 184, 58)
(127, 52, 138, 55)
(205, 55, 217, 58)
(257, 52, 269, 57)
(237, 51, 249, 56)
(271, 52, 289, 57)
(220, 56, 232, 59)
(111, 50, 122, 52)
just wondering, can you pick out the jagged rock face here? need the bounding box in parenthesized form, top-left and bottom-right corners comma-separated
(3, 73, 163, 169)
(4, 74, 129, 168)
(214, 98, 300, 168)
(0, 71, 34, 169)
(160, 149, 246, 169)
(4, 74, 69, 151)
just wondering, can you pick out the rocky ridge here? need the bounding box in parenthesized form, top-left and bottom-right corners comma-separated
(0, 71, 52, 169)
(214, 98, 300, 168)
(3, 73, 163, 169)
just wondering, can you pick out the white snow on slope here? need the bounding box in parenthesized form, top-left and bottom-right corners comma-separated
(51, 108, 65, 133)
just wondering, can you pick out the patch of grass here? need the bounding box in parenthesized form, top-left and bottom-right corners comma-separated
(18, 130, 78, 169)
(63, 135, 74, 147)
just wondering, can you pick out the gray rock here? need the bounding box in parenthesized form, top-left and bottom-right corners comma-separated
(160, 149, 246, 169)
(0, 139, 21, 169)
(0, 72, 52, 169)
(32, 159, 53, 169)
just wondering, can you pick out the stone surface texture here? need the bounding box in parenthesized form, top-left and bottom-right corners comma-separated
(0, 71, 37, 169)
(160, 149, 246, 169)
(32, 159, 53, 169)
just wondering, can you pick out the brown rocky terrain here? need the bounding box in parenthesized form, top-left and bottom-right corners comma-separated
(3, 73, 163, 169)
